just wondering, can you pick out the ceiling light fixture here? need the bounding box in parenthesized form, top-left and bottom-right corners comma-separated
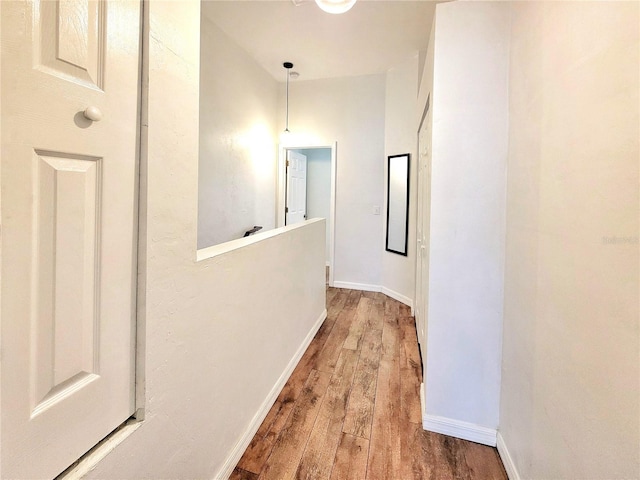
(314, 0, 356, 14)
(283, 61, 294, 133)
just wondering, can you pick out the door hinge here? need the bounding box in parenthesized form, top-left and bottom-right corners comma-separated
(285, 206, 289, 213)
(286, 160, 290, 168)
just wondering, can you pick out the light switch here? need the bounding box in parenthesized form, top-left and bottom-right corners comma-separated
(373, 205, 380, 215)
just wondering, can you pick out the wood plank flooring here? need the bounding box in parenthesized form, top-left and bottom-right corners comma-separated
(231, 288, 507, 480)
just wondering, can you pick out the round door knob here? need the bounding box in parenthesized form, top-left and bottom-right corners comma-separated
(83, 106, 103, 122)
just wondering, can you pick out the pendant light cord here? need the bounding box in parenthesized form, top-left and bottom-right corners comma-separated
(285, 70, 290, 132)
(283, 62, 293, 132)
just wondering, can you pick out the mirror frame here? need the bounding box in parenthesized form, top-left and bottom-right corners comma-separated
(385, 153, 410, 256)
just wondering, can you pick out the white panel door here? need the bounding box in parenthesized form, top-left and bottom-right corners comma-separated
(415, 106, 433, 351)
(286, 150, 308, 225)
(1, 1, 141, 478)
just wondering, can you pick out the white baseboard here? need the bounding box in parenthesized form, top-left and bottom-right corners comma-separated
(333, 282, 413, 309)
(380, 287, 413, 309)
(332, 281, 381, 292)
(423, 414, 497, 447)
(215, 308, 327, 480)
(496, 432, 521, 480)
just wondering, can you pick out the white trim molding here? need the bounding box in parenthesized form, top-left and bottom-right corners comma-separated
(423, 414, 497, 447)
(381, 286, 413, 309)
(496, 432, 521, 480)
(215, 308, 327, 480)
(58, 420, 143, 479)
(332, 281, 381, 293)
(333, 282, 413, 309)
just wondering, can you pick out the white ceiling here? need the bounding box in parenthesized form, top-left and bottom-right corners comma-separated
(201, 0, 438, 82)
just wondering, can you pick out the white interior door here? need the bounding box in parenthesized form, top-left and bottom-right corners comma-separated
(286, 150, 307, 225)
(1, 1, 141, 477)
(415, 105, 433, 351)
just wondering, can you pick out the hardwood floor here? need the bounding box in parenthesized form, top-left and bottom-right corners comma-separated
(231, 288, 507, 480)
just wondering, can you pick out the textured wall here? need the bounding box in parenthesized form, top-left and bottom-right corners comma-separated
(281, 74, 387, 289)
(382, 55, 419, 306)
(198, 16, 278, 248)
(423, 1, 510, 435)
(500, 2, 640, 478)
(85, 2, 326, 478)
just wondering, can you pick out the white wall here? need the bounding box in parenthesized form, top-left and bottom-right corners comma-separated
(382, 55, 419, 307)
(84, 2, 326, 478)
(499, 2, 640, 478)
(422, 1, 510, 440)
(417, 16, 435, 128)
(295, 148, 331, 263)
(281, 75, 386, 289)
(198, 15, 278, 249)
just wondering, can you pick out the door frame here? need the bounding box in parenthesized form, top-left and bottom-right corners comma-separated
(277, 142, 337, 287)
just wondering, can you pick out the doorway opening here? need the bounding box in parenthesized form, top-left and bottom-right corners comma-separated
(278, 143, 337, 287)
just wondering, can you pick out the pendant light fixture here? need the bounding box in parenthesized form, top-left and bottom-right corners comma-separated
(314, 0, 356, 14)
(283, 61, 293, 133)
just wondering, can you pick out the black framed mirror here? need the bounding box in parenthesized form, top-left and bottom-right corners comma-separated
(385, 153, 410, 256)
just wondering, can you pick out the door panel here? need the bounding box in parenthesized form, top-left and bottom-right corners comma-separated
(1, 1, 141, 477)
(36, 0, 106, 89)
(32, 151, 102, 414)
